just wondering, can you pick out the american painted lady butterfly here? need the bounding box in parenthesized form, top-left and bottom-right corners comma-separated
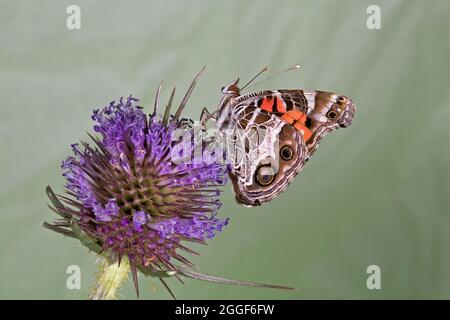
(199, 67, 356, 206)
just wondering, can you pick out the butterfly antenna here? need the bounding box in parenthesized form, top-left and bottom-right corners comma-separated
(240, 66, 270, 91)
(245, 64, 301, 90)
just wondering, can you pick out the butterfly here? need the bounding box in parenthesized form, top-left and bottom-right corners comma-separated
(199, 66, 356, 207)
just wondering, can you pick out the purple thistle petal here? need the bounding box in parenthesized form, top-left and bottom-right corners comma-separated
(133, 211, 148, 232)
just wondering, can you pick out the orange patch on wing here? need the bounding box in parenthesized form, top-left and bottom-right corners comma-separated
(260, 97, 273, 112)
(285, 110, 307, 122)
(281, 111, 312, 141)
(281, 113, 294, 124)
(294, 123, 313, 141)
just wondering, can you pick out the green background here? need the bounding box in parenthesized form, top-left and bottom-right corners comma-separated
(1, 0, 449, 299)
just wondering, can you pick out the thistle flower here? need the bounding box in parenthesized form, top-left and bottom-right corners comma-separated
(44, 69, 293, 299)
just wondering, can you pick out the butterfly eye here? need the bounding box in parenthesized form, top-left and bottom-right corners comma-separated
(221, 86, 225, 92)
(255, 166, 276, 186)
(326, 110, 339, 120)
(280, 146, 293, 161)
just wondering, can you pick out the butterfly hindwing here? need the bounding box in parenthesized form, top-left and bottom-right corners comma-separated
(224, 103, 307, 206)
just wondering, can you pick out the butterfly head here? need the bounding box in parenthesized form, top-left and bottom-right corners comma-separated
(216, 79, 242, 130)
(221, 78, 241, 96)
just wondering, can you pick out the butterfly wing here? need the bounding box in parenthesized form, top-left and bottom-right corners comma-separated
(225, 90, 355, 206)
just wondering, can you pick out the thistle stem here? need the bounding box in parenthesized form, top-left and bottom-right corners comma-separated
(88, 258, 130, 300)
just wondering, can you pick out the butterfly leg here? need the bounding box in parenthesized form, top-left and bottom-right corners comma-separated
(200, 107, 218, 125)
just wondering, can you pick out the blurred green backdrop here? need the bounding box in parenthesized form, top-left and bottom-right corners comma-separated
(0, 0, 449, 299)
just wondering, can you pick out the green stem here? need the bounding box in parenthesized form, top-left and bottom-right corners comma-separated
(88, 258, 130, 300)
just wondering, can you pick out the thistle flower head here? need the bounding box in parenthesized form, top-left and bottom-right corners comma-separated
(45, 80, 229, 296)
